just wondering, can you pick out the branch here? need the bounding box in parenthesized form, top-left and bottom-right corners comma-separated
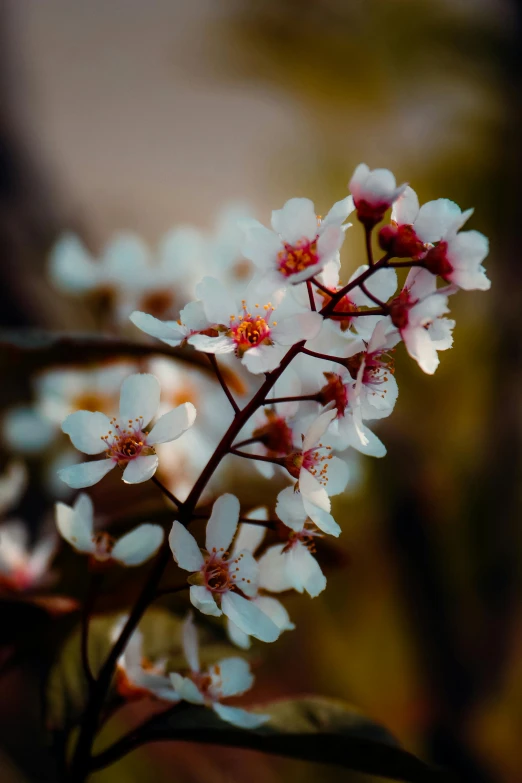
(229, 448, 284, 466)
(151, 476, 182, 509)
(306, 280, 317, 311)
(268, 394, 320, 405)
(207, 354, 240, 414)
(365, 226, 375, 267)
(320, 254, 390, 315)
(358, 281, 389, 310)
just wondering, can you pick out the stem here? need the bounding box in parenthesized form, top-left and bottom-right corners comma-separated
(310, 276, 331, 296)
(300, 347, 349, 367)
(151, 476, 181, 509)
(232, 436, 261, 450)
(306, 280, 316, 311)
(268, 393, 320, 405)
(320, 254, 390, 315)
(229, 448, 284, 466)
(364, 225, 375, 267)
(358, 281, 388, 310)
(388, 260, 425, 269)
(329, 307, 387, 319)
(67, 342, 306, 782)
(207, 354, 240, 414)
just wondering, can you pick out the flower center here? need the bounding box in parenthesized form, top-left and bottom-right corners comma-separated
(285, 444, 333, 485)
(389, 289, 413, 330)
(318, 372, 348, 417)
(228, 301, 274, 356)
(202, 550, 251, 595)
(283, 527, 322, 554)
(102, 417, 150, 463)
(92, 531, 115, 562)
(277, 238, 319, 278)
(423, 241, 453, 280)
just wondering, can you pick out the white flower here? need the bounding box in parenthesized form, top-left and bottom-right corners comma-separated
(130, 300, 209, 349)
(258, 496, 326, 598)
(345, 320, 400, 421)
(241, 196, 354, 286)
(177, 277, 321, 375)
(0, 521, 56, 591)
(385, 187, 490, 291)
(279, 410, 349, 536)
(56, 493, 164, 566)
(169, 613, 270, 728)
(349, 164, 407, 226)
(226, 508, 295, 650)
(58, 373, 196, 488)
(389, 268, 455, 375)
(113, 620, 178, 701)
(169, 495, 280, 643)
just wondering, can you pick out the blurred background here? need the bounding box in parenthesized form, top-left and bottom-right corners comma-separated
(0, 0, 520, 781)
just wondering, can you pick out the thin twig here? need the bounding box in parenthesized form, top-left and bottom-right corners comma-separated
(231, 436, 261, 450)
(207, 354, 240, 414)
(311, 276, 331, 296)
(359, 281, 388, 310)
(268, 394, 320, 405)
(229, 448, 284, 466)
(151, 476, 182, 509)
(365, 225, 375, 267)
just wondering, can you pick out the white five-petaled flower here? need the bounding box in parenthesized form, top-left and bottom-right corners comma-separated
(384, 187, 491, 291)
(258, 495, 327, 598)
(56, 493, 164, 566)
(241, 195, 354, 286)
(169, 612, 270, 728)
(58, 373, 197, 488)
(349, 164, 407, 227)
(345, 320, 399, 422)
(278, 410, 349, 536)
(226, 508, 295, 650)
(0, 521, 56, 592)
(169, 494, 280, 643)
(114, 620, 177, 701)
(388, 268, 455, 375)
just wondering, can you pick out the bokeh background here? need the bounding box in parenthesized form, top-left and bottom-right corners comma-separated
(0, 0, 521, 781)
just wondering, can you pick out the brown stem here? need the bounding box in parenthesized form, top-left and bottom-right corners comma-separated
(365, 225, 375, 267)
(151, 475, 181, 509)
(306, 280, 316, 311)
(320, 254, 390, 315)
(358, 281, 389, 310)
(229, 448, 284, 466)
(268, 393, 320, 405)
(207, 353, 240, 414)
(231, 436, 262, 450)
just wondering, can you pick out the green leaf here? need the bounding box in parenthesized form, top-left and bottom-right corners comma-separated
(93, 697, 448, 782)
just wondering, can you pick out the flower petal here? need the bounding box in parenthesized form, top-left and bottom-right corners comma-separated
(325, 456, 349, 496)
(286, 542, 326, 597)
(111, 524, 164, 565)
(169, 521, 204, 572)
(273, 312, 322, 346)
(188, 334, 236, 354)
(232, 550, 259, 598)
(212, 702, 270, 729)
(241, 222, 283, 269)
(212, 656, 254, 698)
(391, 186, 419, 225)
(147, 403, 197, 445)
(275, 487, 308, 532)
(258, 543, 295, 592)
(181, 612, 200, 673)
(254, 595, 295, 632)
(58, 459, 115, 489)
(195, 277, 237, 325)
(129, 311, 187, 347)
(321, 196, 354, 228)
(122, 455, 159, 484)
(302, 409, 336, 452)
(55, 495, 94, 553)
(241, 344, 285, 374)
(61, 411, 111, 455)
(205, 494, 240, 553)
(169, 673, 205, 704)
(221, 591, 280, 643)
(232, 512, 267, 556)
(119, 374, 160, 428)
(271, 197, 318, 244)
(227, 619, 251, 650)
(190, 584, 222, 617)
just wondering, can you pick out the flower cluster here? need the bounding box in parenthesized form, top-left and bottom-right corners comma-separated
(39, 163, 491, 737)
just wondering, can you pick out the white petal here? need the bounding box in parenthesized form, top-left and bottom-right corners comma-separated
(316, 225, 345, 264)
(302, 409, 336, 451)
(414, 198, 463, 243)
(391, 186, 419, 225)
(275, 487, 308, 532)
(169, 673, 205, 704)
(181, 612, 200, 673)
(221, 591, 280, 643)
(233, 550, 259, 598)
(129, 312, 187, 347)
(241, 223, 283, 269)
(286, 542, 326, 597)
(212, 702, 269, 729)
(55, 498, 94, 553)
(254, 595, 295, 632)
(241, 344, 285, 374)
(213, 657, 253, 698)
(122, 455, 159, 484)
(205, 494, 240, 553)
(58, 459, 115, 488)
(403, 325, 439, 375)
(227, 619, 251, 650)
(271, 198, 318, 244)
(190, 584, 222, 617)
(232, 513, 267, 556)
(195, 276, 237, 325)
(188, 334, 236, 354)
(119, 374, 160, 428)
(325, 456, 349, 495)
(300, 469, 330, 512)
(321, 196, 354, 228)
(147, 403, 197, 445)
(303, 503, 341, 536)
(258, 544, 295, 592)
(61, 411, 111, 455)
(49, 234, 99, 294)
(169, 521, 204, 571)
(273, 312, 323, 346)
(112, 524, 164, 565)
